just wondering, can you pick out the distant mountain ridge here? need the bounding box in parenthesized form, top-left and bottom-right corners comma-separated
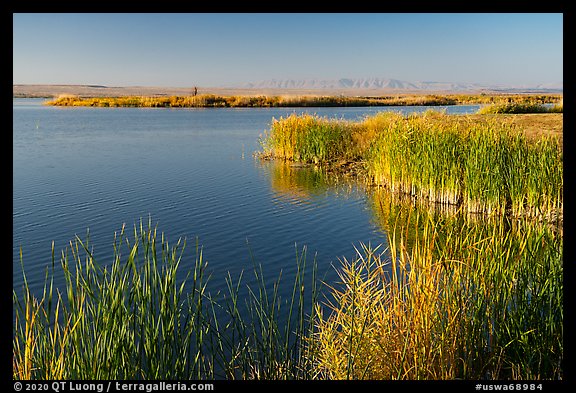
(243, 78, 563, 92)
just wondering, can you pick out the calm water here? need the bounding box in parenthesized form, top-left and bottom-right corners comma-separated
(13, 99, 481, 300)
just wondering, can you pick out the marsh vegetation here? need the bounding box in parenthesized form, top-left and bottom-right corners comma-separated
(14, 204, 562, 379)
(259, 111, 562, 220)
(45, 93, 562, 109)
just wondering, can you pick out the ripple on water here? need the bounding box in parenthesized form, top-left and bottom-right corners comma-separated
(14, 103, 482, 300)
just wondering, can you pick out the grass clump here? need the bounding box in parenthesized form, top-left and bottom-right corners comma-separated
(311, 209, 563, 379)
(259, 113, 359, 164)
(477, 102, 562, 114)
(13, 219, 319, 380)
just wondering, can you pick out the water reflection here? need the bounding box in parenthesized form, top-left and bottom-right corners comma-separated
(260, 158, 563, 255)
(257, 159, 356, 205)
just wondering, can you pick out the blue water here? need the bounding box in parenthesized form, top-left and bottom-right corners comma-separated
(13, 99, 481, 301)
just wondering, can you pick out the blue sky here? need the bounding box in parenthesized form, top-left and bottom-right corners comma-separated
(13, 13, 563, 87)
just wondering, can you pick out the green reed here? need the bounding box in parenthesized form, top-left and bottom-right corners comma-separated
(13, 208, 562, 380)
(260, 111, 562, 219)
(13, 219, 319, 380)
(312, 200, 563, 379)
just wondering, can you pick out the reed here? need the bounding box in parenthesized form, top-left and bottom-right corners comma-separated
(259, 113, 359, 164)
(44, 93, 562, 108)
(47, 94, 451, 108)
(367, 111, 463, 205)
(266, 160, 333, 201)
(13, 211, 562, 379)
(260, 111, 562, 219)
(13, 219, 318, 380)
(477, 102, 561, 114)
(13, 221, 210, 379)
(311, 206, 563, 379)
(547, 98, 563, 113)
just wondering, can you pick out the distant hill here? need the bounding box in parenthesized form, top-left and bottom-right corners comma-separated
(243, 78, 563, 93)
(13, 79, 563, 99)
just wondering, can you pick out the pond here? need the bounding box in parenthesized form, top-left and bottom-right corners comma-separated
(13, 99, 481, 301)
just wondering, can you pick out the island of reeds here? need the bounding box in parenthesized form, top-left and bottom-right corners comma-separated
(44, 93, 562, 109)
(258, 110, 562, 220)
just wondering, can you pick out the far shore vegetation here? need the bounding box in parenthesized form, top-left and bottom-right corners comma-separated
(44, 93, 562, 109)
(477, 99, 563, 114)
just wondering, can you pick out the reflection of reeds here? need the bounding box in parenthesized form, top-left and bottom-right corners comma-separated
(311, 207, 563, 379)
(267, 161, 331, 202)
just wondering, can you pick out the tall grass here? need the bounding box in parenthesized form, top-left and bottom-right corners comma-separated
(311, 206, 563, 379)
(266, 160, 333, 202)
(477, 102, 562, 114)
(13, 219, 318, 380)
(13, 222, 210, 379)
(13, 210, 562, 379)
(367, 112, 463, 205)
(260, 111, 562, 219)
(259, 113, 360, 164)
(367, 112, 563, 217)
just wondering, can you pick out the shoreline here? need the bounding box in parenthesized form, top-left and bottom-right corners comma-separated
(41, 94, 562, 110)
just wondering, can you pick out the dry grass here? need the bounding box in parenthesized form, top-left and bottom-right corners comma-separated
(463, 114, 563, 143)
(311, 206, 563, 380)
(44, 95, 464, 108)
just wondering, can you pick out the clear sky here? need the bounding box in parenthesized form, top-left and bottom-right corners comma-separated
(13, 13, 563, 87)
